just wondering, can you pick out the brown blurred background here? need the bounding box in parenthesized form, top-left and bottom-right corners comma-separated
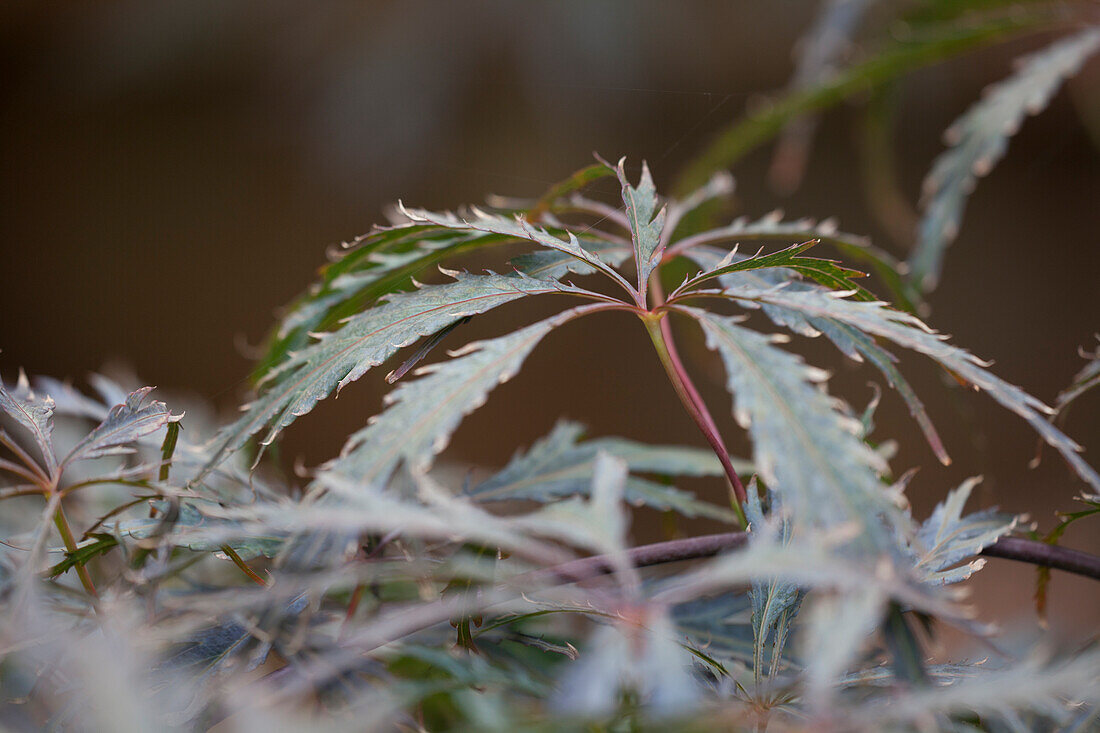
(2, 2, 1098, 639)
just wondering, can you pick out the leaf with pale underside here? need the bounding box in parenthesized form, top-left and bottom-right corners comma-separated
(910, 27, 1100, 290)
(322, 305, 602, 488)
(467, 421, 746, 522)
(509, 241, 631, 281)
(62, 387, 179, 467)
(202, 271, 600, 476)
(0, 371, 57, 474)
(612, 158, 667, 294)
(680, 308, 910, 549)
(708, 285, 1100, 493)
(686, 244, 948, 463)
(913, 477, 1018, 586)
(745, 482, 804, 687)
(397, 203, 634, 294)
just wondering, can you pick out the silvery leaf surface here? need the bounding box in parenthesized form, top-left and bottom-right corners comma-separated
(322, 305, 601, 489)
(682, 307, 910, 550)
(911, 27, 1100, 290)
(62, 387, 178, 466)
(914, 477, 1018, 586)
(715, 286, 1100, 493)
(204, 271, 600, 475)
(0, 371, 57, 474)
(468, 421, 745, 522)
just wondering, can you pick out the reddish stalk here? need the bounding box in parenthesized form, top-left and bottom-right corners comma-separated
(643, 276, 748, 523)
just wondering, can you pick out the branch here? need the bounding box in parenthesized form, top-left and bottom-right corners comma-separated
(537, 532, 1100, 583)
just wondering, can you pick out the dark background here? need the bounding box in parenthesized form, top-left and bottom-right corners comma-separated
(2, 2, 1098, 640)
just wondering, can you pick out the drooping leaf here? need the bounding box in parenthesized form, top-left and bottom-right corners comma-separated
(680, 307, 909, 549)
(62, 387, 178, 467)
(768, 0, 877, 193)
(675, 11, 1053, 195)
(684, 245, 950, 464)
(203, 271, 604, 475)
(1054, 337, 1100, 414)
(0, 370, 57, 474)
(257, 228, 516, 380)
(913, 477, 1018, 586)
(612, 158, 667, 294)
(711, 285, 1100, 493)
(910, 27, 1100, 290)
(467, 421, 746, 522)
(322, 305, 605, 488)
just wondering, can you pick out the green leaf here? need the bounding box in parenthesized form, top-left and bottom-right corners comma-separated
(612, 158, 667, 294)
(913, 477, 1018, 586)
(713, 286, 1100, 493)
(666, 212, 917, 310)
(62, 387, 177, 467)
(910, 27, 1100, 290)
(202, 271, 602, 476)
(323, 305, 605, 488)
(681, 308, 910, 550)
(528, 163, 617, 221)
(467, 421, 746, 522)
(48, 533, 118, 577)
(257, 226, 514, 381)
(672, 240, 876, 301)
(675, 12, 1053, 195)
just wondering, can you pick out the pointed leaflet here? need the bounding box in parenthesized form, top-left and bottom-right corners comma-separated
(910, 27, 1100, 290)
(509, 241, 630, 281)
(613, 159, 667, 294)
(468, 421, 745, 522)
(662, 171, 735, 243)
(1055, 338, 1100, 414)
(62, 387, 178, 467)
(0, 371, 57, 474)
(397, 203, 635, 295)
(322, 305, 604, 488)
(666, 212, 917, 309)
(913, 478, 1018, 586)
(203, 272, 602, 474)
(714, 286, 1100, 493)
(671, 240, 876, 301)
(680, 307, 909, 550)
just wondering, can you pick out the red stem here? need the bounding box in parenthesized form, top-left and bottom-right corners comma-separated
(642, 274, 748, 519)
